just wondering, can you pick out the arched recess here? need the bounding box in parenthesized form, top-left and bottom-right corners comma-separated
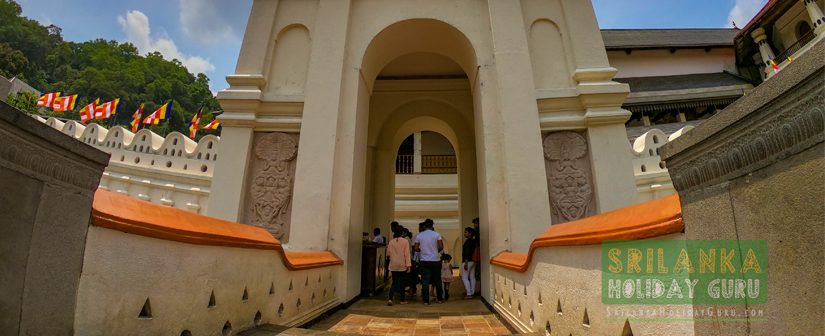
(368, 101, 477, 238)
(528, 19, 573, 90)
(359, 19, 479, 91)
(265, 25, 311, 97)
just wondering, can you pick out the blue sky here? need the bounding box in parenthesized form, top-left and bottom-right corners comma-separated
(17, 0, 767, 93)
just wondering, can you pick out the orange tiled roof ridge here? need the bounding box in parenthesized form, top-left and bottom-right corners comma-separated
(491, 194, 683, 272)
(91, 189, 342, 270)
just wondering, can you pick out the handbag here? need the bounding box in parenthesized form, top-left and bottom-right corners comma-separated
(472, 245, 480, 262)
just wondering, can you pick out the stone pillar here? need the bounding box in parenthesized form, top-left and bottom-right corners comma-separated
(751, 27, 777, 78)
(206, 126, 253, 222)
(802, 0, 825, 35)
(0, 102, 108, 335)
(413, 132, 422, 174)
(487, 0, 553, 252)
(288, 0, 352, 251)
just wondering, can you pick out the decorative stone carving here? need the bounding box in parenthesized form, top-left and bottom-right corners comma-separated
(665, 70, 824, 194)
(245, 132, 299, 241)
(543, 131, 595, 223)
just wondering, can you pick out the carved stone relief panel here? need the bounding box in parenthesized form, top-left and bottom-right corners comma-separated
(244, 132, 299, 242)
(543, 131, 596, 224)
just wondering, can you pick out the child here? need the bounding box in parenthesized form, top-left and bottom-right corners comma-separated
(440, 253, 453, 300)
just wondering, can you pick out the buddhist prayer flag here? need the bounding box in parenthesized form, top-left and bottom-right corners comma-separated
(51, 94, 78, 112)
(143, 100, 173, 125)
(130, 103, 144, 133)
(94, 98, 120, 120)
(770, 59, 779, 73)
(79, 99, 99, 124)
(787, 56, 793, 64)
(36, 92, 61, 107)
(188, 106, 204, 139)
(202, 118, 220, 130)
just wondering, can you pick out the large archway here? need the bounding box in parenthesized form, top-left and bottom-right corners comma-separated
(354, 18, 481, 296)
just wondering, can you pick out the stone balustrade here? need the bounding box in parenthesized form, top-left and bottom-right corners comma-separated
(36, 116, 218, 214)
(630, 125, 695, 202)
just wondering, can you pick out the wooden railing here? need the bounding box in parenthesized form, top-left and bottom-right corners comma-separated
(395, 154, 457, 174)
(422, 155, 457, 174)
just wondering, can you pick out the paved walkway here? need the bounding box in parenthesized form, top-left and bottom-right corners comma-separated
(306, 292, 513, 336)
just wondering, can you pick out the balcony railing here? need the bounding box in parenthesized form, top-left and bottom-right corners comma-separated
(773, 30, 815, 65)
(396, 155, 414, 174)
(422, 155, 457, 174)
(395, 154, 457, 174)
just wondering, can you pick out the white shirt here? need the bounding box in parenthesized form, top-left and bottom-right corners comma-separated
(373, 235, 385, 245)
(414, 230, 443, 262)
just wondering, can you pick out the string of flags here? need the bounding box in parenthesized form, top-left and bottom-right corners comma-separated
(34, 92, 220, 139)
(770, 56, 794, 74)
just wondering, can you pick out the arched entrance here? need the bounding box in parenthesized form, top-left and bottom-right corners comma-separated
(356, 19, 480, 297)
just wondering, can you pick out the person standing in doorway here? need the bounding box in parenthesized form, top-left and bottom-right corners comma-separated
(387, 230, 411, 305)
(461, 227, 478, 299)
(414, 219, 444, 305)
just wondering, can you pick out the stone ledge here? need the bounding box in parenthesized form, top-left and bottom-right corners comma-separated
(491, 194, 683, 272)
(660, 39, 825, 193)
(92, 189, 343, 270)
(661, 39, 824, 160)
(0, 101, 109, 167)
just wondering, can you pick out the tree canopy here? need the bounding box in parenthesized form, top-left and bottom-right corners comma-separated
(0, 0, 220, 138)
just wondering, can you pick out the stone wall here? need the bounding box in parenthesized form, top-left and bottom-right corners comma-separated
(661, 40, 824, 336)
(38, 117, 217, 214)
(75, 226, 341, 336)
(0, 101, 108, 335)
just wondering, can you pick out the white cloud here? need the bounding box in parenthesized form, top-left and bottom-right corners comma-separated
(727, 0, 769, 28)
(117, 10, 216, 75)
(179, 0, 240, 44)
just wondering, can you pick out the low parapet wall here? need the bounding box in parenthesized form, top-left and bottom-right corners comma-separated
(76, 190, 343, 335)
(489, 195, 691, 335)
(40, 118, 219, 213)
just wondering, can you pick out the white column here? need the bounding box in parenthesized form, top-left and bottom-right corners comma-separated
(751, 27, 777, 78)
(487, 0, 553, 252)
(413, 132, 422, 174)
(801, 0, 825, 35)
(206, 127, 253, 221)
(289, 0, 351, 251)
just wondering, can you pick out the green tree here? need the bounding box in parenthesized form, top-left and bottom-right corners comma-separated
(0, 0, 220, 137)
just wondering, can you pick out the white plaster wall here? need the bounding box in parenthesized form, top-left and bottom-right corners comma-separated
(608, 48, 738, 79)
(630, 126, 694, 203)
(39, 118, 217, 214)
(420, 131, 455, 156)
(75, 226, 341, 336)
(491, 233, 694, 336)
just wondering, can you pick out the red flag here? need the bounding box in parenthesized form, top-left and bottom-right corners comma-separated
(142, 100, 173, 125)
(36, 92, 61, 108)
(94, 98, 120, 120)
(202, 119, 220, 130)
(188, 107, 204, 139)
(79, 99, 99, 124)
(52, 94, 79, 112)
(130, 103, 144, 133)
